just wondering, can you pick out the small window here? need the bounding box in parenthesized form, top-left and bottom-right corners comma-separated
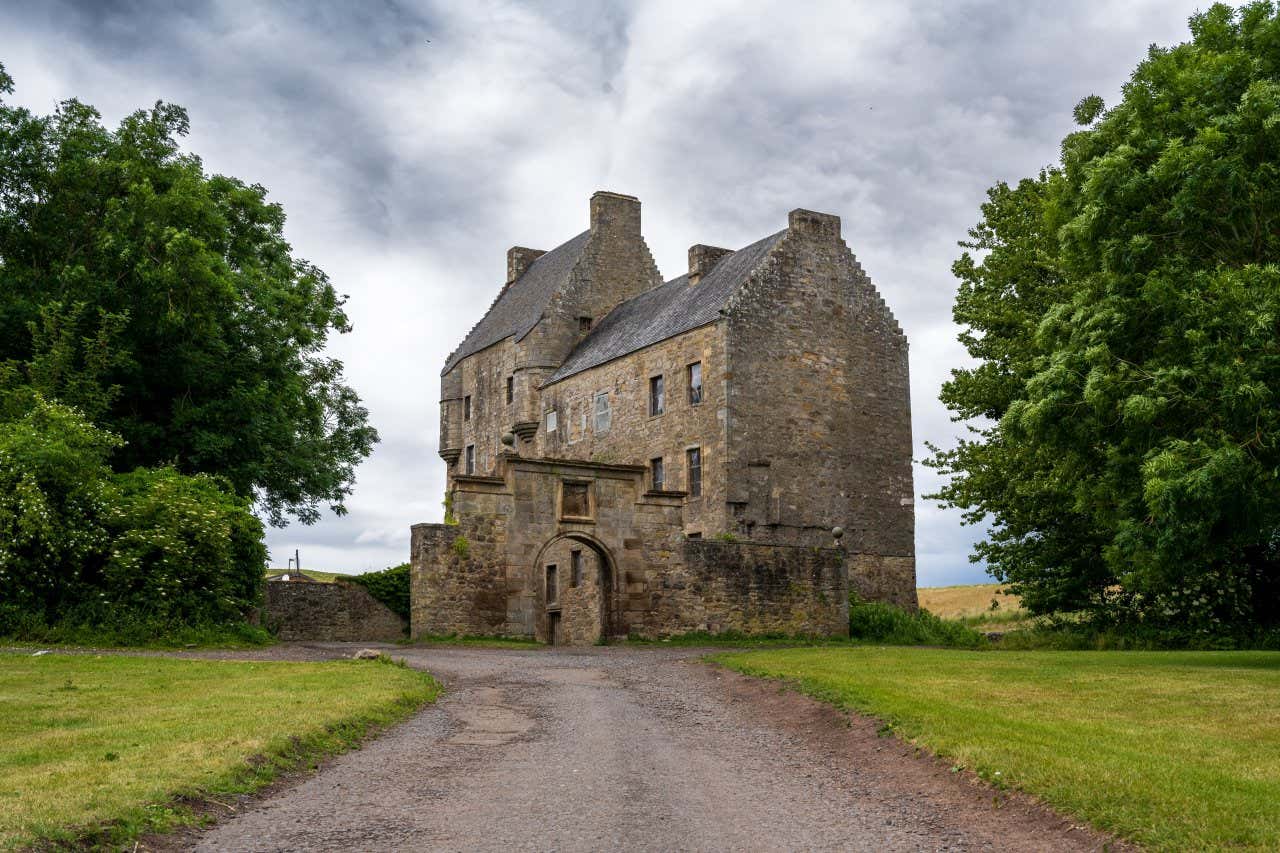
(688, 362, 703, 405)
(464, 395, 472, 420)
(593, 392, 611, 433)
(578, 316, 593, 333)
(686, 532, 702, 539)
(546, 410, 557, 433)
(651, 457, 664, 491)
(686, 447, 702, 497)
(506, 376, 514, 405)
(571, 550, 583, 588)
(562, 481, 590, 518)
(546, 565, 558, 604)
(465, 444, 475, 475)
(649, 375, 665, 416)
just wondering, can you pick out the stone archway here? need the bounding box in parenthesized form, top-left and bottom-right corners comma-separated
(532, 532, 617, 646)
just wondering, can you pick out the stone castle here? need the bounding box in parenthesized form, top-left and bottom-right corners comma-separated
(411, 191, 915, 644)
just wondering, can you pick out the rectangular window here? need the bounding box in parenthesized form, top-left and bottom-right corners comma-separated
(571, 550, 583, 588)
(546, 565, 558, 605)
(506, 376, 514, 405)
(464, 395, 472, 420)
(562, 481, 591, 518)
(593, 392, 611, 433)
(686, 447, 702, 497)
(578, 316, 593, 333)
(649, 375, 665, 416)
(546, 409, 557, 434)
(651, 457, 664, 491)
(688, 362, 703, 405)
(465, 444, 475, 475)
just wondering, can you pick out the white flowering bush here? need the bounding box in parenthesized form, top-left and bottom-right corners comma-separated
(0, 397, 266, 637)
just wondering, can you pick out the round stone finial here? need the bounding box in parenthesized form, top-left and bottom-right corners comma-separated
(831, 526, 844, 540)
(501, 432, 516, 447)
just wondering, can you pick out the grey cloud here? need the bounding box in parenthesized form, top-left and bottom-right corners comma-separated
(5, 0, 1209, 584)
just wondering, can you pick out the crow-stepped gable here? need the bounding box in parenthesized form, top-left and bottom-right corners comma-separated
(412, 191, 915, 645)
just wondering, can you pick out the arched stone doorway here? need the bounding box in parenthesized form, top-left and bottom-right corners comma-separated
(532, 532, 617, 645)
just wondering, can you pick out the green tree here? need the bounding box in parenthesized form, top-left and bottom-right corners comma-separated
(0, 63, 377, 525)
(930, 3, 1280, 636)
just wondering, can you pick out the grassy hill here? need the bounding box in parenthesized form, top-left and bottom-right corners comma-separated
(264, 569, 354, 583)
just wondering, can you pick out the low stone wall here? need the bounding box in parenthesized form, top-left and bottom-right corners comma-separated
(263, 581, 407, 642)
(652, 540, 849, 638)
(847, 552, 918, 611)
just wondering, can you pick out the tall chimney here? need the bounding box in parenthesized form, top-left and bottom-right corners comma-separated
(787, 208, 841, 239)
(506, 246, 546, 285)
(687, 244, 732, 285)
(589, 191, 641, 239)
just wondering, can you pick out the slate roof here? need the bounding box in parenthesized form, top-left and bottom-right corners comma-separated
(442, 230, 591, 374)
(546, 230, 786, 384)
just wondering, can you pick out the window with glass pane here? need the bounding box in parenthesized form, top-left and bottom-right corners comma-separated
(465, 445, 475, 475)
(651, 457, 664, 490)
(594, 392, 611, 432)
(649, 375, 665, 415)
(686, 447, 701, 497)
(546, 410, 557, 433)
(688, 362, 702, 404)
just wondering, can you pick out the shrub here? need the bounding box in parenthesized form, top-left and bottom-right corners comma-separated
(0, 397, 267, 641)
(848, 595, 986, 648)
(348, 563, 410, 620)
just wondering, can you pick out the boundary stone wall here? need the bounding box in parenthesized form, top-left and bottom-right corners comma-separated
(263, 581, 407, 642)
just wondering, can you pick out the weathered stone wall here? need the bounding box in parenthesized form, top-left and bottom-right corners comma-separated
(536, 323, 727, 537)
(263, 581, 407, 642)
(848, 553, 917, 611)
(410, 454, 849, 644)
(723, 209, 917, 607)
(647, 540, 849, 638)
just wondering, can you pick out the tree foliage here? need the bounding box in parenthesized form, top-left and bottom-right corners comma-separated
(929, 3, 1280, 636)
(0, 396, 266, 631)
(0, 63, 377, 525)
(347, 562, 411, 621)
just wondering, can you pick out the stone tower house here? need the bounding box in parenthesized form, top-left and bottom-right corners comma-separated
(412, 191, 915, 644)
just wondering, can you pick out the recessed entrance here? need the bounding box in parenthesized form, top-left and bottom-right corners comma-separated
(534, 533, 616, 645)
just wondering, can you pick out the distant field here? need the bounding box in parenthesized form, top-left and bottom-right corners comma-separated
(716, 646, 1280, 851)
(0, 653, 437, 849)
(264, 569, 353, 583)
(917, 583, 1021, 619)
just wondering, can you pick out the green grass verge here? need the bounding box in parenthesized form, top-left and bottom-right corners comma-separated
(0, 653, 439, 850)
(1, 618, 273, 650)
(714, 646, 1280, 851)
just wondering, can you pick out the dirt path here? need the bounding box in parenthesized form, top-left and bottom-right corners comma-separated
(181, 645, 1119, 852)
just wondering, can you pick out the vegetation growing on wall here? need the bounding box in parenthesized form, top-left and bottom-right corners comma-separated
(928, 3, 1280, 640)
(347, 563, 411, 620)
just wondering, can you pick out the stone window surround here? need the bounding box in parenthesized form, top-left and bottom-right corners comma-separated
(650, 456, 664, 490)
(464, 444, 475, 475)
(593, 391, 612, 433)
(463, 394, 472, 420)
(649, 374, 665, 416)
(688, 361, 703, 405)
(685, 445, 702, 498)
(558, 478, 595, 522)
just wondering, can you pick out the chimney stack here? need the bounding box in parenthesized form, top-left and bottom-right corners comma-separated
(787, 208, 841, 239)
(687, 244, 732, 285)
(506, 246, 546, 285)
(589, 190, 641, 239)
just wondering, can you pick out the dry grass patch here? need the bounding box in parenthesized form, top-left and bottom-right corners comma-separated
(0, 652, 437, 850)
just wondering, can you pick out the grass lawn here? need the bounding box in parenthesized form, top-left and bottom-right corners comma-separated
(715, 646, 1280, 851)
(0, 653, 438, 850)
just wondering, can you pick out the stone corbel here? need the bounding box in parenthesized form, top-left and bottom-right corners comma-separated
(512, 421, 539, 443)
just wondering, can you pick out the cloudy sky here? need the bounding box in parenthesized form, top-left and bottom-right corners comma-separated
(6, 0, 1209, 584)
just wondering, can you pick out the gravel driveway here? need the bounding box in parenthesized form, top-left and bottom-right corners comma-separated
(182, 644, 1118, 852)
